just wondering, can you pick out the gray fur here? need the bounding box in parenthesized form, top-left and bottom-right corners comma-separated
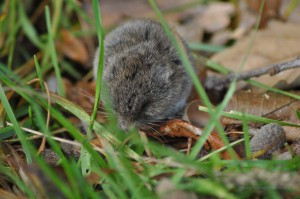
(94, 19, 194, 130)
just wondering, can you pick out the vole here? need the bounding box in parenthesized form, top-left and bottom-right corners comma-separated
(93, 19, 194, 130)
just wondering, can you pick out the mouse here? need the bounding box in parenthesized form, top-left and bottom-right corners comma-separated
(93, 19, 195, 131)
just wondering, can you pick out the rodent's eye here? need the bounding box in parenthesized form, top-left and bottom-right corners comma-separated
(140, 101, 151, 112)
(172, 59, 181, 65)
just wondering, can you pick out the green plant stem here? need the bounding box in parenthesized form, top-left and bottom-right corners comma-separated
(45, 6, 65, 97)
(0, 84, 33, 163)
(7, 0, 17, 69)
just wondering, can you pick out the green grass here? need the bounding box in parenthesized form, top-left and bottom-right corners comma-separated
(0, 0, 300, 198)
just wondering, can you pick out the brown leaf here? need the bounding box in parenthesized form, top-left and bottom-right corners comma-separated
(66, 81, 95, 110)
(0, 189, 27, 199)
(84, 172, 101, 185)
(90, 137, 103, 148)
(155, 119, 202, 140)
(246, 0, 282, 28)
(147, 119, 239, 160)
(99, 0, 152, 27)
(57, 29, 89, 65)
(100, 0, 197, 28)
(22, 165, 67, 199)
(63, 80, 107, 124)
(281, 0, 300, 23)
(225, 90, 299, 120)
(223, 89, 300, 141)
(211, 21, 300, 90)
(200, 2, 235, 33)
(1, 144, 65, 199)
(184, 99, 223, 128)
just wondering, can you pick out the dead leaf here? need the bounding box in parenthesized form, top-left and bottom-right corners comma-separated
(184, 99, 223, 128)
(0, 189, 27, 199)
(57, 29, 89, 65)
(211, 21, 300, 90)
(246, 0, 282, 28)
(280, 0, 300, 23)
(99, 0, 152, 27)
(100, 0, 204, 34)
(211, 30, 233, 46)
(225, 90, 300, 121)
(22, 165, 67, 199)
(147, 119, 239, 160)
(223, 89, 300, 141)
(200, 2, 235, 33)
(61, 79, 107, 124)
(157, 119, 203, 140)
(66, 81, 95, 110)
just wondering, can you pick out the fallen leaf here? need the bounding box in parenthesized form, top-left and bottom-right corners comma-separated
(184, 99, 223, 128)
(246, 0, 282, 28)
(211, 21, 300, 90)
(0, 189, 27, 199)
(280, 0, 300, 23)
(57, 29, 89, 65)
(200, 2, 235, 33)
(157, 119, 203, 140)
(61, 79, 108, 124)
(223, 89, 300, 141)
(147, 119, 240, 160)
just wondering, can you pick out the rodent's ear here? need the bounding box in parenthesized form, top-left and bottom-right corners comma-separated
(162, 70, 172, 81)
(155, 66, 174, 82)
(93, 47, 103, 79)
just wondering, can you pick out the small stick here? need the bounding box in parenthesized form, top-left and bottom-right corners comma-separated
(226, 56, 300, 83)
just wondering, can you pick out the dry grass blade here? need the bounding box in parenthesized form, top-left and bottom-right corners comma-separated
(0, 189, 27, 199)
(5, 122, 105, 154)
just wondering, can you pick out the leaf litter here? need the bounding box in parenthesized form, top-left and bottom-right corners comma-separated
(1, 0, 300, 198)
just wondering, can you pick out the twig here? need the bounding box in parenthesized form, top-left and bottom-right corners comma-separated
(226, 56, 300, 83)
(205, 56, 300, 92)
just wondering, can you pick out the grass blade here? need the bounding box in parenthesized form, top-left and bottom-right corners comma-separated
(0, 84, 33, 163)
(45, 6, 65, 97)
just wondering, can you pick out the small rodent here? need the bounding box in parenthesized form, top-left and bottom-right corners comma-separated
(94, 19, 194, 130)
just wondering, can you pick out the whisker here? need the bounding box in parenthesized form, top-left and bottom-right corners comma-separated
(143, 122, 160, 127)
(166, 115, 185, 120)
(141, 123, 166, 141)
(140, 115, 184, 124)
(83, 109, 116, 118)
(78, 88, 111, 105)
(83, 107, 108, 113)
(79, 89, 95, 101)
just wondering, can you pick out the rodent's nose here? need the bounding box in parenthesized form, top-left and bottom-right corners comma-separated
(118, 119, 133, 131)
(119, 122, 128, 131)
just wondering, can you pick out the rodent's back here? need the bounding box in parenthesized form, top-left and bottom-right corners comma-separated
(94, 19, 194, 130)
(104, 20, 168, 55)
